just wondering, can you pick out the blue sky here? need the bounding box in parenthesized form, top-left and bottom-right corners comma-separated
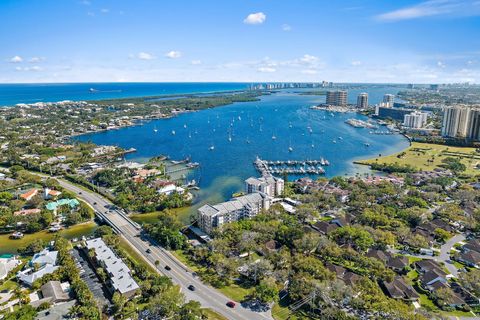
(1, 0, 479, 83)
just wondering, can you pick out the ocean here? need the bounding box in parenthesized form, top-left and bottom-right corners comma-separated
(0, 82, 250, 106)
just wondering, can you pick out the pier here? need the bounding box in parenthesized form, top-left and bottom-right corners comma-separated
(254, 157, 328, 176)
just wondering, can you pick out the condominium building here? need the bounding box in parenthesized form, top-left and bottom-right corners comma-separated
(441, 106, 479, 139)
(85, 238, 139, 299)
(356, 93, 368, 109)
(198, 192, 272, 234)
(403, 111, 428, 128)
(326, 90, 348, 106)
(468, 109, 480, 141)
(383, 94, 395, 108)
(245, 175, 284, 197)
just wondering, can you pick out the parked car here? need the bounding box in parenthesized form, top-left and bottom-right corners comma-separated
(226, 301, 236, 308)
(146, 248, 151, 254)
(165, 265, 171, 271)
(188, 285, 196, 291)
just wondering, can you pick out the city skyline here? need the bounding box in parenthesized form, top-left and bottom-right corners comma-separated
(1, 0, 480, 83)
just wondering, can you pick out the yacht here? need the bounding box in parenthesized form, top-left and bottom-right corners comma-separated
(183, 124, 187, 129)
(364, 143, 370, 147)
(209, 145, 215, 151)
(272, 135, 277, 140)
(171, 130, 176, 135)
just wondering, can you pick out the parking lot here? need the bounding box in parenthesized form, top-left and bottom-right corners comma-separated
(71, 248, 112, 309)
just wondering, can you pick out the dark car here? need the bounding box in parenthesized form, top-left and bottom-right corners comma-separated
(187, 285, 196, 291)
(146, 248, 151, 254)
(226, 301, 236, 308)
(79, 191, 82, 195)
(93, 202, 97, 205)
(165, 265, 171, 271)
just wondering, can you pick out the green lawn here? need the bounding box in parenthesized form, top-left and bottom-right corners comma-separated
(357, 142, 479, 175)
(202, 308, 228, 320)
(406, 269, 419, 282)
(218, 282, 254, 302)
(0, 279, 18, 292)
(272, 303, 298, 320)
(408, 256, 423, 264)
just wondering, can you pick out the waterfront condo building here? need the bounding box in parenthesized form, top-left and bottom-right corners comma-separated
(245, 175, 284, 197)
(197, 192, 272, 234)
(356, 93, 368, 109)
(441, 105, 480, 140)
(326, 90, 348, 106)
(383, 94, 395, 108)
(403, 111, 428, 129)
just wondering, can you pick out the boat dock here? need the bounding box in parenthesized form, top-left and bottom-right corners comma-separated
(254, 157, 328, 176)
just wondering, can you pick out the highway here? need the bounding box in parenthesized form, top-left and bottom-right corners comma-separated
(56, 179, 272, 320)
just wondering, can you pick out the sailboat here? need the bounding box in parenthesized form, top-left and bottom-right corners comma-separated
(228, 129, 232, 142)
(272, 134, 277, 140)
(311, 141, 315, 148)
(188, 132, 192, 138)
(153, 126, 158, 133)
(288, 139, 293, 152)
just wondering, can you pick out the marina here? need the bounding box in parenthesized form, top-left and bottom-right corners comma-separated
(254, 156, 328, 176)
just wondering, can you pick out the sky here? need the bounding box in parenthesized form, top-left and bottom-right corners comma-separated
(1, 0, 480, 84)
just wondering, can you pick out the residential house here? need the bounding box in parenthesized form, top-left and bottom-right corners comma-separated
(311, 221, 339, 235)
(0, 254, 21, 280)
(30, 281, 71, 308)
(20, 188, 38, 201)
(43, 188, 62, 200)
(457, 251, 480, 268)
(382, 276, 419, 301)
(17, 248, 59, 286)
(366, 249, 409, 273)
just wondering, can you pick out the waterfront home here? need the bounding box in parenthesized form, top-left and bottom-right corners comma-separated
(0, 254, 21, 280)
(19, 188, 38, 201)
(157, 183, 185, 196)
(46, 198, 80, 214)
(85, 238, 139, 299)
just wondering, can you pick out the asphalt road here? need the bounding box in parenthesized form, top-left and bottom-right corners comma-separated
(56, 179, 272, 320)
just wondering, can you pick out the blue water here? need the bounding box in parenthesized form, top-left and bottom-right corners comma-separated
(75, 88, 410, 207)
(0, 82, 249, 106)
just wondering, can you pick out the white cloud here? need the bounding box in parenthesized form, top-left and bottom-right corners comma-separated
(29, 57, 45, 63)
(191, 60, 202, 65)
(137, 52, 155, 60)
(257, 66, 276, 73)
(282, 24, 292, 31)
(376, 0, 480, 22)
(301, 69, 318, 75)
(79, 0, 90, 5)
(351, 60, 362, 66)
(15, 65, 43, 71)
(437, 61, 446, 68)
(165, 51, 182, 59)
(10, 56, 23, 63)
(87, 11, 95, 17)
(100, 8, 109, 13)
(243, 12, 266, 25)
(300, 54, 319, 64)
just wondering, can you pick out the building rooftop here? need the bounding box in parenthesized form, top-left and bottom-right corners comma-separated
(85, 238, 139, 295)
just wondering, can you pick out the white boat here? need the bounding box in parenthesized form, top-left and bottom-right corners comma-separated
(332, 140, 337, 143)
(153, 127, 158, 133)
(183, 124, 187, 128)
(272, 135, 277, 140)
(171, 130, 176, 135)
(364, 143, 370, 147)
(288, 146, 293, 152)
(209, 145, 215, 151)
